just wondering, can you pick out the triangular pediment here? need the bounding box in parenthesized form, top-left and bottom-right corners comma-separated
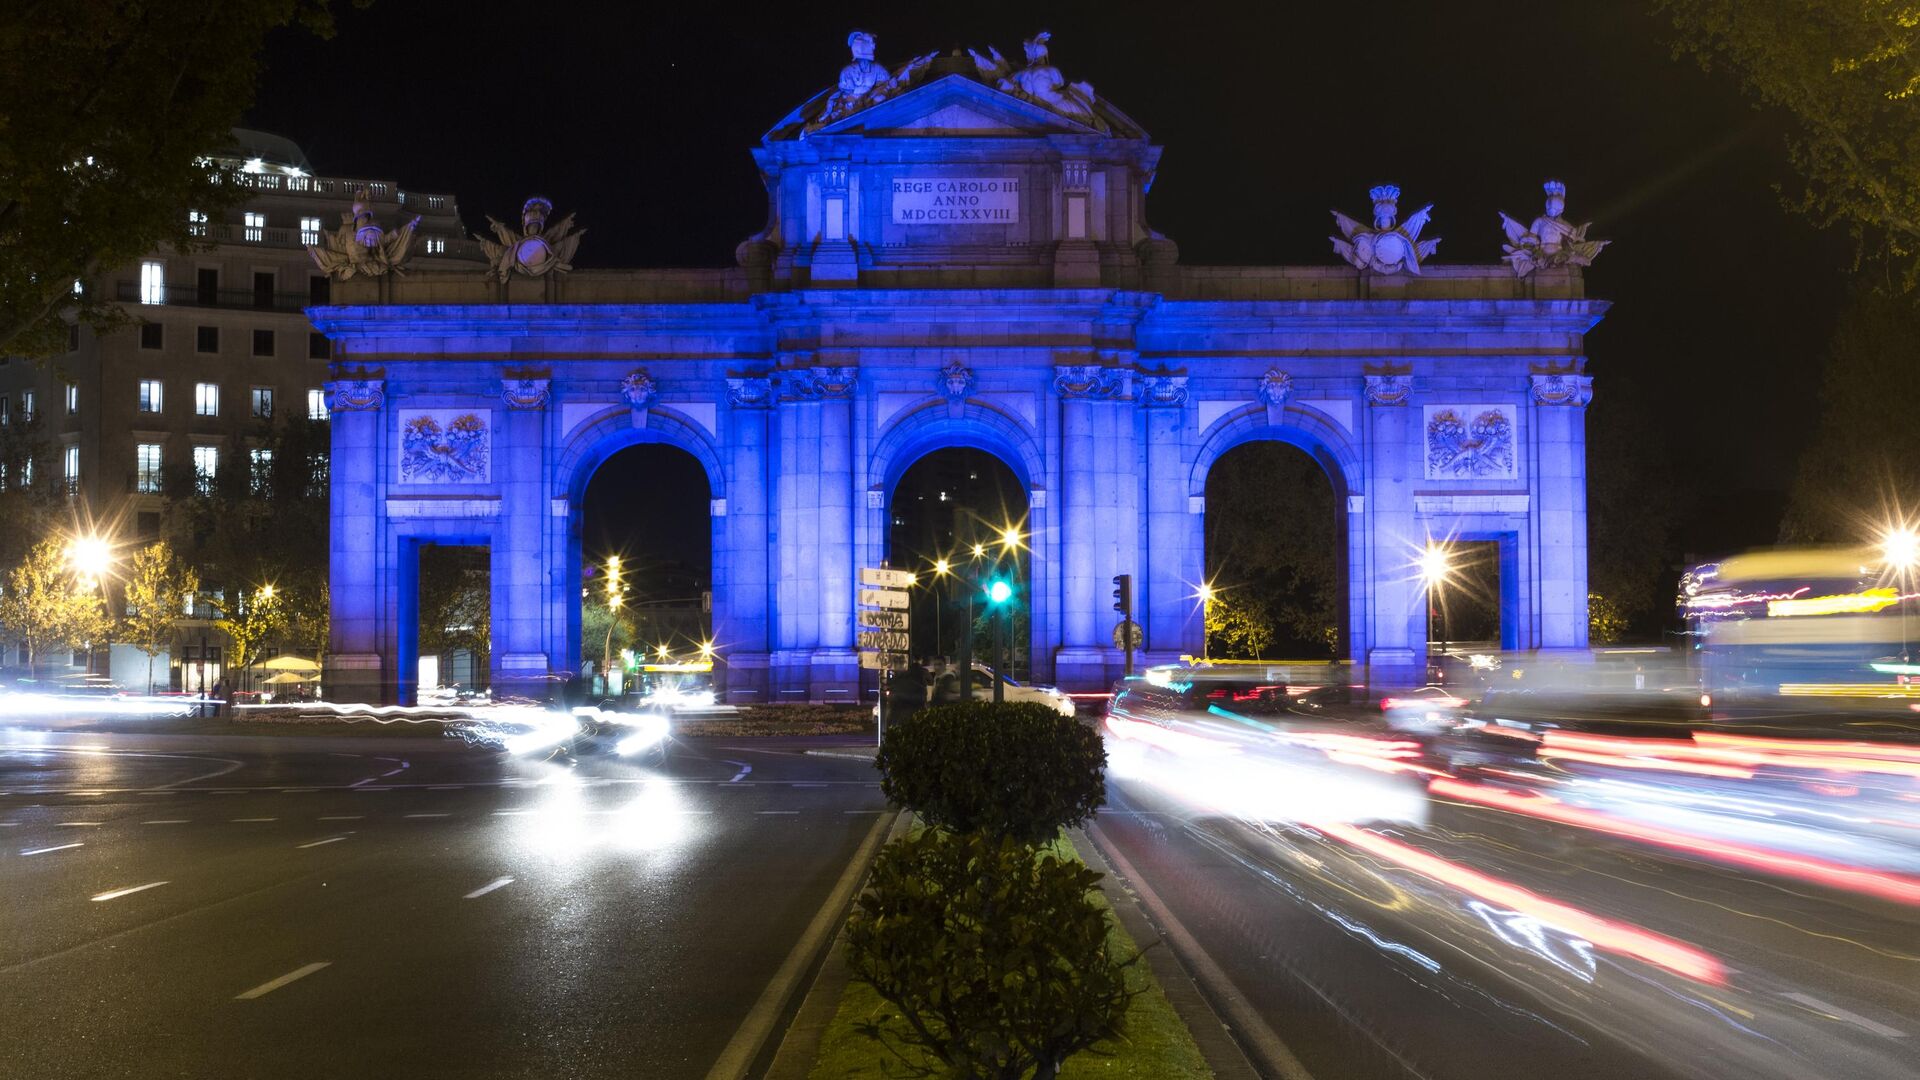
(811, 75, 1100, 138)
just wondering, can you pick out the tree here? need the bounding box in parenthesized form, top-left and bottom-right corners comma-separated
(0, 416, 60, 576)
(1204, 443, 1340, 656)
(1660, 0, 1920, 288)
(0, 0, 338, 359)
(1204, 589, 1277, 660)
(581, 594, 635, 676)
(1780, 286, 1920, 541)
(0, 536, 110, 675)
(214, 585, 283, 693)
(120, 541, 197, 694)
(1585, 378, 1683, 637)
(419, 544, 489, 687)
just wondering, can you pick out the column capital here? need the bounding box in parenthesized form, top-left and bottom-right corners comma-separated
(1529, 372, 1593, 407)
(776, 366, 857, 401)
(501, 377, 550, 410)
(1137, 374, 1188, 408)
(1364, 373, 1412, 407)
(726, 375, 773, 409)
(1054, 364, 1133, 401)
(325, 377, 384, 412)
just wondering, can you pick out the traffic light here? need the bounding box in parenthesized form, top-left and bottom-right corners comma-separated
(986, 579, 1013, 605)
(1112, 573, 1132, 616)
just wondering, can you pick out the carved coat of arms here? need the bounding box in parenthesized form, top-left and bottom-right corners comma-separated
(1424, 405, 1516, 480)
(400, 412, 490, 484)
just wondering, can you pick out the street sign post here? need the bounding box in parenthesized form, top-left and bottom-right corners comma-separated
(857, 568, 913, 747)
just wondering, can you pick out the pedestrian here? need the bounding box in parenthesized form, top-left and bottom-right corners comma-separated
(211, 676, 227, 719)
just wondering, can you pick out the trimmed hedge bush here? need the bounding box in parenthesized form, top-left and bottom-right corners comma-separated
(875, 700, 1106, 845)
(844, 828, 1135, 1079)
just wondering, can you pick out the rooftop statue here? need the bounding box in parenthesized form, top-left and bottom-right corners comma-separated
(970, 31, 1102, 129)
(1331, 185, 1440, 275)
(813, 30, 936, 129)
(478, 197, 583, 282)
(307, 188, 420, 279)
(1499, 180, 1609, 277)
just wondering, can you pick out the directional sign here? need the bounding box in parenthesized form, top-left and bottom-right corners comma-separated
(1113, 619, 1143, 650)
(858, 609, 910, 631)
(860, 650, 910, 672)
(860, 567, 917, 589)
(858, 588, 910, 610)
(858, 630, 911, 652)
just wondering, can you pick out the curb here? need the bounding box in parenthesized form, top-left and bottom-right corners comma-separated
(800, 748, 880, 762)
(1072, 824, 1273, 1080)
(762, 810, 912, 1080)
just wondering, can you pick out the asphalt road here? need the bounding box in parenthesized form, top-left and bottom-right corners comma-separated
(0, 726, 889, 1079)
(1095, 731, 1920, 1080)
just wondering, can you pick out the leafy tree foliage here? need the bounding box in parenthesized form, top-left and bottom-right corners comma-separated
(418, 544, 489, 684)
(120, 540, 197, 693)
(844, 828, 1135, 1080)
(1204, 442, 1340, 657)
(0, 536, 110, 674)
(1585, 378, 1683, 636)
(0, 0, 338, 359)
(581, 593, 637, 675)
(0, 415, 61, 576)
(876, 701, 1106, 845)
(164, 415, 328, 666)
(1780, 287, 1920, 541)
(214, 584, 282, 691)
(1660, 0, 1920, 287)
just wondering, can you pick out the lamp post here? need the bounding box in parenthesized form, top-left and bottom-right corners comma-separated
(1420, 544, 1453, 678)
(1194, 583, 1216, 662)
(66, 534, 113, 677)
(1884, 526, 1918, 666)
(987, 578, 1012, 702)
(930, 558, 951, 662)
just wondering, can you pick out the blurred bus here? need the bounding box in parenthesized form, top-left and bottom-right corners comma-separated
(1680, 546, 1920, 707)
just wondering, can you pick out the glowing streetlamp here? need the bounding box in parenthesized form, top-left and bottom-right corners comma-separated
(66, 534, 114, 676)
(970, 543, 986, 560)
(998, 525, 1022, 551)
(1194, 582, 1216, 661)
(929, 558, 953, 660)
(1884, 525, 1919, 664)
(258, 583, 276, 603)
(1420, 544, 1453, 668)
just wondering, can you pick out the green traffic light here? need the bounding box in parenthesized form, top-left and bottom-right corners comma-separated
(987, 579, 1012, 604)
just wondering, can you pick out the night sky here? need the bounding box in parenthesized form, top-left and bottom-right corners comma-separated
(250, 2, 1851, 563)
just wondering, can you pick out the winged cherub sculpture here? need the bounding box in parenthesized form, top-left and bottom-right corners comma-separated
(478, 197, 584, 282)
(1499, 180, 1609, 277)
(307, 188, 420, 279)
(969, 31, 1103, 129)
(1331, 185, 1440, 275)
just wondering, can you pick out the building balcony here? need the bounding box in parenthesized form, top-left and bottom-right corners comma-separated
(117, 280, 313, 313)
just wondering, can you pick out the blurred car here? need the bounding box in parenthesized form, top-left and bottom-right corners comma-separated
(573, 702, 672, 764)
(874, 662, 1075, 718)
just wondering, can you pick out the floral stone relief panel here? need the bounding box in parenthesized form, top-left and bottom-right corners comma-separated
(398, 409, 492, 484)
(1423, 403, 1518, 481)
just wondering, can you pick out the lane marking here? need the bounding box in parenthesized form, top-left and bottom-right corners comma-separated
(70, 790, 105, 796)
(491, 809, 532, 816)
(56, 822, 104, 827)
(141, 819, 190, 825)
(1782, 991, 1908, 1038)
(316, 815, 362, 821)
(427, 785, 465, 791)
(463, 876, 514, 899)
(703, 811, 897, 1080)
(404, 813, 450, 819)
(209, 790, 245, 795)
(0, 822, 18, 827)
(90, 880, 169, 902)
(235, 962, 331, 1000)
(280, 788, 316, 794)
(296, 836, 348, 849)
(232, 818, 278, 823)
(20, 843, 84, 856)
(790, 783, 827, 788)
(724, 760, 753, 783)
(757, 810, 798, 815)
(347, 778, 377, 788)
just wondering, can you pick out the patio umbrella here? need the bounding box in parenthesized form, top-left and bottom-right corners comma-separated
(256, 655, 321, 672)
(262, 671, 316, 685)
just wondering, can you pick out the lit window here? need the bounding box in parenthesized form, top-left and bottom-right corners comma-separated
(63, 445, 78, 493)
(425, 237, 446, 254)
(188, 210, 207, 237)
(21, 390, 34, 421)
(22, 456, 33, 486)
(307, 389, 327, 420)
(244, 211, 265, 242)
(300, 216, 322, 245)
(135, 443, 162, 493)
(71, 279, 83, 297)
(64, 384, 77, 414)
(139, 261, 164, 305)
(251, 387, 273, 419)
(138, 380, 163, 413)
(0, 396, 8, 425)
(250, 447, 273, 493)
(195, 383, 219, 417)
(193, 445, 218, 493)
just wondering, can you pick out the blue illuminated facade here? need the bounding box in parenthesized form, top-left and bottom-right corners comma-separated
(311, 66, 1605, 704)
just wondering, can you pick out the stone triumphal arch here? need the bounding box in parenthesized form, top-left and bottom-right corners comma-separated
(313, 32, 1607, 704)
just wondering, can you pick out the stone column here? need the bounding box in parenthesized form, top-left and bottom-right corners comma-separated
(811, 366, 858, 701)
(1362, 374, 1421, 688)
(1053, 364, 1133, 688)
(1530, 374, 1593, 652)
(493, 377, 551, 698)
(324, 376, 386, 703)
(719, 377, 772, 703)
(1139, 375, 1189, 664)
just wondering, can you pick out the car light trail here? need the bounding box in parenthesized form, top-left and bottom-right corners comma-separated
(1429, 778, 1920, 906)
(1317, 821, 1728, 985)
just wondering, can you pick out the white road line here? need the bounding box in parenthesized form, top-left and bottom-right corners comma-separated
(0, 822, 18, 827)
(790, 783, 827, 788)
(463, 876, 514, 899)
(70, 790, 105, 796)
(234, 962, 331, 1000)
(404, 813, 450, 819)
(347, 777, 377, 788)
(316, 815, 362, 821)
(57, 822, 104, 827)
(231, 818, 278, 823)
(141, 819, 190, 825)
(296, 836, 347, 849)
(90, 880, 169, 902)
(20, 842, 84, 856)
(427, 785, 464, 790)
(757, 810, 798, 815)
(209, 790, 245, 795)
(491, 809, 532, 816)
(1782, 992, 1908, 1038)
(380, 768, 405, 778)
(280, 788, 316, 794)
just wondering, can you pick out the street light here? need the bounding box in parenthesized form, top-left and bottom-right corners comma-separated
(66, 534, 114, 676)
(1883, 525, 1918, 664)
(985, 577, 1013, 702)
(1194, 582, 1216, 662)
(1420, 544, 1453, 671)
(929, 558, 953, 661)
(999, 525, 1022, 551)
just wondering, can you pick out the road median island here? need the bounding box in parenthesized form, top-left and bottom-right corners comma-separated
(799, 824, 1214, 1079)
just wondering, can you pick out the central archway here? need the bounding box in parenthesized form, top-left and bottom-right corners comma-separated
(580, 443, 712, 693)
(887, 447, 1031, 678)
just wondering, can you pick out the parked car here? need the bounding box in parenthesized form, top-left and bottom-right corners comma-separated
(875, 662, 1075, 718)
